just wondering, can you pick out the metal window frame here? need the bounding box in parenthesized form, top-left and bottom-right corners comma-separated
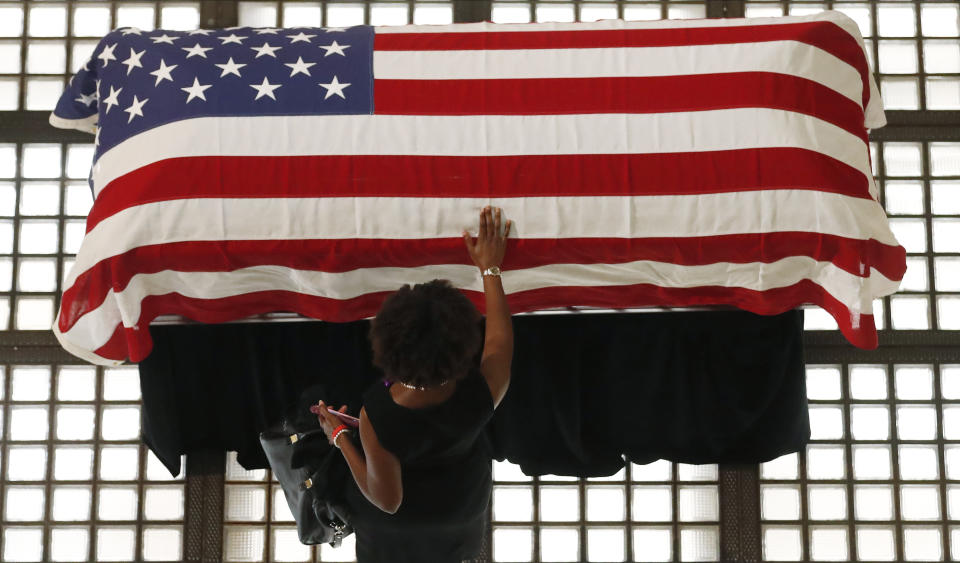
(2, 0, 960, 561)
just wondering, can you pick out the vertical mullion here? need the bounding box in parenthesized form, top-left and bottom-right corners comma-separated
(922, 140, 937, 330)
(19, 1, 28, 112)
(936, 363, 950, 561)
(672, 462, 679, 562)
(40, 363, 54, 563)
(625, 460, 633, 563)
(10, 142, 21, 329)
(0, 363, 9, 556)
(799, 446, 809, 561)
(889, 360, 905, 562)
(842, 364, 857, 561)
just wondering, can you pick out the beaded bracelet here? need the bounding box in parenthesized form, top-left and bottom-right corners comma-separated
(331, 424, 349, 448)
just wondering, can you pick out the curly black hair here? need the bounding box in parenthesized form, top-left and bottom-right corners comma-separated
(369, 279, 482, 388)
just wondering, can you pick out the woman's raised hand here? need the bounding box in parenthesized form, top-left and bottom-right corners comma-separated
(463, 206, 512, 272)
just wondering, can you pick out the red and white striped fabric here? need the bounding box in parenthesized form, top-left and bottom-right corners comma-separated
(52, 11, 905, 365)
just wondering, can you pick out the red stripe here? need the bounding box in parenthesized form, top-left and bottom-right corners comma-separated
(373, 21, 871, 112)
(87, 148, 870, 233)
(59, 234, 905, 335)
(374, 73, 866, 141)
(92, 279, 877, 363)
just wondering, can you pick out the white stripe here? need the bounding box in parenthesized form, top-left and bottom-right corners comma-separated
(91, 109, 873, 198)
(374, 41, 863, 108)
(49, 112, 97, 135)
(55, 256, 899, 357)
(65, 190, 898, 289)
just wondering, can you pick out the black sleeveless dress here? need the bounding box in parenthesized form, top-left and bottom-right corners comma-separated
(344, 367, 495, 563)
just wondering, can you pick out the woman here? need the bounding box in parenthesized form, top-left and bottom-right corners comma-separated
(314, 206, 514, 562)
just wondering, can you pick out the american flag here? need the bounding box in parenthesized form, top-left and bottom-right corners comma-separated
(51, 12, 905, 366)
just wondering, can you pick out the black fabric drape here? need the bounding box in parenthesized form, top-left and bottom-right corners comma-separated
(137, 310, 808, 478)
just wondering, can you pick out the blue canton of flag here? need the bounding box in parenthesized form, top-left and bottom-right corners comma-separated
(53, 25, 374, 162)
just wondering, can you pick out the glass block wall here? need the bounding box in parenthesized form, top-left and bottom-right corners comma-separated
(0, 364, 187, 562)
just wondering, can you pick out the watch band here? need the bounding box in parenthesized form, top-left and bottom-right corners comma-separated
(482, 266, 502, 276)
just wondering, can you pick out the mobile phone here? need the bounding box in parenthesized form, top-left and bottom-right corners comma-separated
(327, 407, 360, 428)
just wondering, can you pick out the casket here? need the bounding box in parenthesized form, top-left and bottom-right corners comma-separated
(50, 11, 905, 365)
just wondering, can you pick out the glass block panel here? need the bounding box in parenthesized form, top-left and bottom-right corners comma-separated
(50, 526, 89, 562)
(6, 445, 47, 480)
(56, 406, 95, 440)
(853, 445, 892, 480)
(895, 365, 934, 399)
(667, 4, 706, 19)
(896, 405, 938, 440)
(948, 485, 960, 520)
(631, 459, 672, 481)
(1, 218, 12, 252)
(56, 366, 95, 401)
(927, 77, 960, 109)
(855, 485, 894, 521)
(586, 485, 626, 521)
(73, 3, 111, 36)
(763, 526, 802, 561)
(4, 486, 46, 521)
(160, 4, 200, 31)
(18, 258, 57, 292)
(850, 405, 890, 440)
(631, 485, 672, 522)
(146, 451, 184, 481)
(12, 366, 51, 400)
(943, 366, 960, 399)
(762, 485, 801, 520)
(788, 3, 826, 17)
(884, 143, 924, 176)
(899, 445, 940, 480)
(809, 526, 848, 561)
(882, 77, 921, 109)
(0, 5, 24, 36)
(943, 405, 960, 439)
(850, 365, 888, 399)
(933, 218, 960, 252)
(879, 41, 919, 73)
(142, 526, 182, 561)
(586, 527, 624, 562)
(99, 445, 139, 480)
(2, 527, 43, 562)
(745, 4, 785, 18)
(540, 486, 580, 522)
(677, 464, 717, 481)
(224, 484, 267, 522)
(536, 3, 575, 23)
(225, 450, 266, 481)
(804, 307, 839, 330)
(931, 143, 960, 176)
(493, 527, 533, 562)
(588, 466, 626, 481)
(9, 406, 49, 440)
(679, 526, 718, 562)
(103, 367, 141, 400)
(0, 78, 19, 110)
(932, 181, 960, 215)
(52, 486, 91, 521)
(539, 527, 579, 562)
(371, 3, 409, 26)
(271, 485, 294, 522)
(678, 486, 718, 522)
(761, 452, 799, 480)
(807, 446, 846, 480)
(834, 4, 872, 37)
(282, 2, 321, 26)
(809, 406, 844, 440)
(856, 526, 896, 561)
(890, 295, 931, 330)
(412, 3, 452, 25)
(223, 526, 265, 562)
(116, 4, 155, 30)
(98, 486, 138, 520)
(53, 446, 93, 480)
(238, 2, 277, 27)
(25, 77, 64, 111)
(580, 4, 618, 23)
(272, 527, 310, 561)
(885, 180, 925, 215)
(492, 3, 531, 23)
(65, 182, 93, 216)
(16, 296, 53, 329)
(900, 485, 940, 520)
(26, 40, 66, 74)
(143, 485, 184, 520)
(623, 4, 662, 21)
(493, 485, 533, 522)
(327, 2, 366, 26)
(809, 486, 847, 520)
(318, 533, 356, 561)
(19, 182, 60, 216)
(902, 527, 941, 561)
(807, 366, 842, 400)
(19, 219, 60, 253)
(878, 3, 916, 37)
(29, 4, 68, 37)
(940, 296, 960, 329)
(632, 527, 671, 562)
(924, 39, 960, 73)
(101, 406, 140, 440)
(96, 526, 136, 561)
(0, 41, 21, 74)
(921, 3, 960, 36)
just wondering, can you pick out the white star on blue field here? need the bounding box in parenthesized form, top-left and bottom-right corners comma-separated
(55, 25, 372, 159)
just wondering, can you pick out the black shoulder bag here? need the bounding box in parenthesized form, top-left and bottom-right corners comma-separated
(259, 418, 354, 547)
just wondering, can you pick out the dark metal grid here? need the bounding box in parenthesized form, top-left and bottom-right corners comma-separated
(761, 361, 960, 561)
(0, 363, 187, 563)
(491, 461, 721, 562)
(234, 0, 455, 28)
(0, 140, 94, 332)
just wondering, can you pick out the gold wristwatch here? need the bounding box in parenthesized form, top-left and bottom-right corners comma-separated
(482, 266, 502, 277)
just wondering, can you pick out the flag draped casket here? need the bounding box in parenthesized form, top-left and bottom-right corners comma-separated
(50, 12, 905, 366)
